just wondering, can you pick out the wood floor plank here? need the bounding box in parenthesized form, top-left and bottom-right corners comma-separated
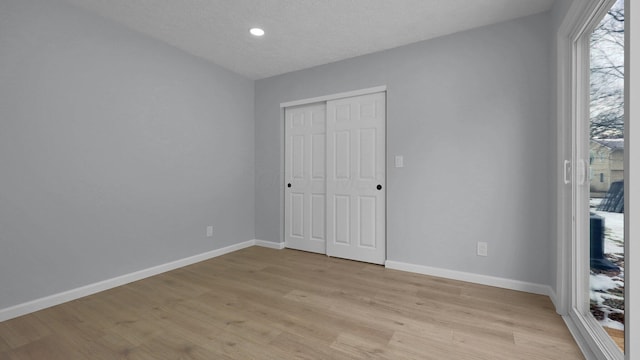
(0, 247, 584, 359)
(0, 315, 51, 350)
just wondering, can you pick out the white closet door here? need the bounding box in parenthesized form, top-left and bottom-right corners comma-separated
(284, 103, 327, 254)
(326, 92, 386, 264)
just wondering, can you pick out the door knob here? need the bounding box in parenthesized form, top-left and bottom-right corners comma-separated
(377, 184, 382, 190)
(287, 183, 291, 188)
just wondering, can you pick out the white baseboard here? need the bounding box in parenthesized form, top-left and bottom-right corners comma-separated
(548, 287, 559, 310)
(385, 260, 553, 297)
(254, 239, 285, 249)
(0, 240, 255, 322)
(2, 244, 552, 324)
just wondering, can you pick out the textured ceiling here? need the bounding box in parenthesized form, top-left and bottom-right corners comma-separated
(64, 0, 555, 79)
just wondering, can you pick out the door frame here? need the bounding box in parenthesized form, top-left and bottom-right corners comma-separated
(279, 85, 388, 257)
(556, 0, 628, 358)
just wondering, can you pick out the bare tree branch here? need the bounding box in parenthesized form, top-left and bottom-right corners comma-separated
(590, 1, 624, 139)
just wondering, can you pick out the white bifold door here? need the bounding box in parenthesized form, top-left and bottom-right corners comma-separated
(284, 91, 386, 264)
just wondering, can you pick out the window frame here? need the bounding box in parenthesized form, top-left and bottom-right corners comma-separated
(556, 0, 626, 358)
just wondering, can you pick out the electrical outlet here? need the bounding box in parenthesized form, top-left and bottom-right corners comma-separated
(206, 226, 214, 238)
(477, 242, 488, 257)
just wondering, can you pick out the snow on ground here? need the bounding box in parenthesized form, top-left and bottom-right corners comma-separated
(589, 199, 625, 331)
(590, 273, 624, 331)
(590, 273, 623, 292)
(599, 312, 625, 331)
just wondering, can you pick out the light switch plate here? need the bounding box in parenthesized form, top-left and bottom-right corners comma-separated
(395, 155, 404, 168)
(477, 242, 488, 256)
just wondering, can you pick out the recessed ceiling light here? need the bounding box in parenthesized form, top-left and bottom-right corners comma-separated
(249, 28, 265, 37)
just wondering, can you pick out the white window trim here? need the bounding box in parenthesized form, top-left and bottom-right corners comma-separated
(624, 0, 638, 356)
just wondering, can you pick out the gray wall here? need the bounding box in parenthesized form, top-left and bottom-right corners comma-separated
(0, 0, 255, 309)
(256, 13, 553, 285)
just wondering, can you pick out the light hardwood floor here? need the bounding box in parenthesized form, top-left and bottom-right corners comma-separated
(0, 246, 584, 359)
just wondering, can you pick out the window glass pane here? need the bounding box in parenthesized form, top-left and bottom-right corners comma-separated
(588, 0, 625, 352)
